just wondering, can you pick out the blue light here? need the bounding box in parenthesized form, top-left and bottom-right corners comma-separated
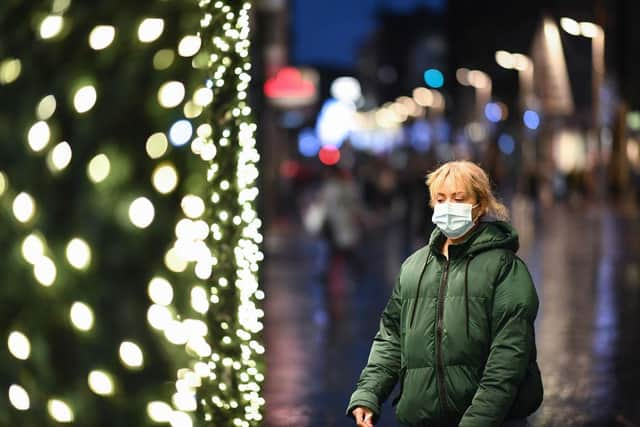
(169, 120, 193, 146)
(523, 110, 540, 130)
(484, 103, 502, 123)
(498, 134, 515, 155)
(315, 98, 353, 148)
(410, 119, 432, 152)
(423, 69, 444, 88)
(298, 129, 321, 157)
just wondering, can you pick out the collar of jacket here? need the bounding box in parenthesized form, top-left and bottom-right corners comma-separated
(427, 218, 520, 260)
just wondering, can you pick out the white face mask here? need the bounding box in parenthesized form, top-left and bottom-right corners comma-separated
(432, 202, 478, 239)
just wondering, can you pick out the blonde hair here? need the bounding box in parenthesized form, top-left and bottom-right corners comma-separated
(426, 160, 510, 221)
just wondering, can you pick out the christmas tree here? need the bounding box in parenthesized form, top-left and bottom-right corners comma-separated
(0, 0, 264, 425)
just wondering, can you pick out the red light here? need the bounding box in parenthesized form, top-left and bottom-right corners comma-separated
(264, 67, 316, 100)
(318, 146, 340, 165)
(279, 160, 301, 178)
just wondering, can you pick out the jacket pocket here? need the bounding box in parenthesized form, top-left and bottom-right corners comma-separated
(391, 367, 407, 407)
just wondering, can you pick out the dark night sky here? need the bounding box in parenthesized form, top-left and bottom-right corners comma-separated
(291, 0, 446, 69)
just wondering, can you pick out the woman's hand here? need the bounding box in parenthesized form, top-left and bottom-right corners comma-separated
(352, 406, 374, 427)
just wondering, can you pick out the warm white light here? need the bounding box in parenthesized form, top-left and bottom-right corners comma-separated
(89, 25, 116, 50)
(330, 76, 362, 104)
(87, 153, 110, 183)
(70, 302, 94, 331)
(178, 35, 201, 57)
(147, 304, 173, 330)
(512, 54, 531, 71)
(28, 121, 51, 152)
(193, 87, 214, 107)
(164, 247, 188, 272)
(169, 411, 193, 427)
(147, 401, 173, 422)
(0, 58, 21, 85)
(66, 238, 91, 270)
(138, 18, 165, 43)
(88, 370, 114, 396)
(36, 95, 57, 120)
(495, 50, 514, 69)
(73, 85, 97, 113)
(34, 257, 56, 286)
(0, 171, 7, 197)
(164, 320, 188, 345)
(468, 70, 491, 89)
(158, 81, 185, 108)
(22, 234, 45, 264)
(13, 192, 36, 223)
(580, 21, 601, 38)
(8, 384, 30, 410)
(129, 197, 155, 229)
(119, 341, 144, 369)
(412, 87, 433, 107)
(152, 163, 179, 194)
(48, 399, 74, 423)
(560, 17, 581, 36)
(148, 277, 173, 306)
(49, 141, 72, 171)
(52, 0, 71, 14)
(172, 392, 197, 412)
(8, 331, 31, 360)
(456, 67, 470, 86)
(190, 286, 209, 314)
(146, 132, 169, 159)
(39, 15, 64, 39)
(181, 195, 205, 218)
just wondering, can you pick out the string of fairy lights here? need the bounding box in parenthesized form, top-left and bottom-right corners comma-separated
(2, 0, 263, 425)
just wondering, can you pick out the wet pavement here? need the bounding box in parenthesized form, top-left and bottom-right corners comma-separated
(262, 200, 640, 427)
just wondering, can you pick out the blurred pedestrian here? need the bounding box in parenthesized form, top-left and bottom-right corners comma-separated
(347, 160, 543, 427)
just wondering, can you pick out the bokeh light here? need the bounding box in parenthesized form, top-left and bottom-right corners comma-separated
(119, 341, 144, 369)
(47, 399, 74, 423)
(88, 370, 115, 396)
(169, 120, 193, 146)
(8, 331, 31, 360)
(73, 85, 97, 113)
(70, 302, 94, 331)
(39, 15, 64, 40)
(129, 197, 155, 229)
(48, 141, 73, 172)
(524, 110, 540, 130)
(89, 25, 116, 50)
(423, 68, 444, 88)
(0, 58, 21, 84)
(87, 153, 111, 183)
(138, 18, 164, 43)
(152, 163, 179, 194)
(13, 192, 36, 223)
(36, 95, 57, 120)
(318, 146, 340, 165)
(8, 384, 30, 411)
(178, 35, 201, 57)
(66, 238, 92, 270)
(27, 121, 51, 152)
(158, 81, 186, 108)
(146, 132, 169, 159)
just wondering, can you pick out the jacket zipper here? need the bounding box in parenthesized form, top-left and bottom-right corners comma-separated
(436, 260, 450, 415)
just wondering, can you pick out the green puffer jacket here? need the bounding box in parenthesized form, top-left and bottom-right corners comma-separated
(347, 220, 543, 427)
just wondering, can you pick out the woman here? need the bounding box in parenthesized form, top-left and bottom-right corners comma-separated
(346, 161, 543, 427)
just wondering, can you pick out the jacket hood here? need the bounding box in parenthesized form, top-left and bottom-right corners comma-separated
(428, 219, 519, 257)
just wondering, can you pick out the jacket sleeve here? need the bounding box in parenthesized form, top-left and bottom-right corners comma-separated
(459, 254, 539, 427)
(345, 275, 402, 421)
